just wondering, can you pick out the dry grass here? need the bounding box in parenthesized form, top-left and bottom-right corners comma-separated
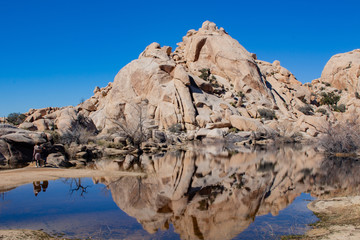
(319, 121, 360, 155)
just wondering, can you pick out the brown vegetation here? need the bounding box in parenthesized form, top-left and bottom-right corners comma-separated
(319, 121, 360, 155)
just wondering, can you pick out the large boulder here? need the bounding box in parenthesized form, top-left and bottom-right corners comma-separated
(0, 124, 48, 163)
(46, 153, 74, 168)
(179, 21, 273, 104)
(229, 115, 263, 132)
(320, 49, 360, 92)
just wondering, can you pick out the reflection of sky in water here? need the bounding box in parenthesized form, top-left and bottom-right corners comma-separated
(0, 178, 316, 239)
(235, 193, 317, 239)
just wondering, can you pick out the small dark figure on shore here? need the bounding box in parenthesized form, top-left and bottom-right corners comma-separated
(33, 144, 42, 167)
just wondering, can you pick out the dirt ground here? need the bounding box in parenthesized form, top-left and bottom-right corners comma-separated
(284, 196, 360, 240)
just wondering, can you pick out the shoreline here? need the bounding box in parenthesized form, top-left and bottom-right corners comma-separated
(284, 195, 360, 240)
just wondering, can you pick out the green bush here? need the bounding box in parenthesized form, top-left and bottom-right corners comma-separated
(333, 104, 346, 113)
(316, 108, 327, 115)
(323, 82, 331, 87)
(298, 105, 314, 115)
(229, 127, 239, 133)
(320, 92, 340, 106)
(7, 112, 26, 125)
(237, 91, 245, 99)
(199, 68, 210, 81)
(258, 108, 276, 120)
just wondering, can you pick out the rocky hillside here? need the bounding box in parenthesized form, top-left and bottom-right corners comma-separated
(15, 21, 360, 141)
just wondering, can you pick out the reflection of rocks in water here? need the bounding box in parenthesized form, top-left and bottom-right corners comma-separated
(311, 157, 360, 197)
(95, 147, 327, 240)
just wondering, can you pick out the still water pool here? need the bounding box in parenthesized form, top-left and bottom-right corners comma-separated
(0, 177, 317, 239)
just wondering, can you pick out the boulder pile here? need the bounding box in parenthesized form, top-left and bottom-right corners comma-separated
(3, 21, 360, 164)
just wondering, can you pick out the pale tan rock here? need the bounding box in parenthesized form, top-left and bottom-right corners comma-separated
(139, 42, 170, 61)
(181, 21, 272, 104)
(173, 65, 190, 85)
(206, 121, 231, 129)
(174, 79, 196, 126)
(93, 86, 100, 94)
(229, 115, 263, 131)
(81, 99, 97, 111)
(321, 49, 360, 92)
(33, 119, 50, 131)
(19, 122, 37, 131)
(206, 128, 227, 138)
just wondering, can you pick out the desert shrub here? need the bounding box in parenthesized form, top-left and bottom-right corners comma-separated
(323, 82, 331, 87)
(110, 102, 150, 151)
(229, 127, 239, 133)
(333, 104, 346, 113)
(320, 87, 325, 91)
(199, 68, 210, 81)
(237, 91, 245, 99)
(320, 92, 340, 106)
(258, 108, 276, 120)
(319, 121, 360, 154)
(355, 92, 360, 99)
(7, 112, 26, 125)
(59, 114, 96, 144)
(230, 102, 236, 107)
(168, 123, 182, 133)
(96, 140, 123, 149)
(60, 127, 95, 145)
(316, 108, 327, 115)
(47, 130, 61, 144)
(298, 104, 314, 115)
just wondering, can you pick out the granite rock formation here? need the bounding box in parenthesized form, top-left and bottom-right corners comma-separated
(14, 21, 360, 144)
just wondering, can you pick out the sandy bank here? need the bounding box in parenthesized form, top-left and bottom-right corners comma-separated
(0, 229, 57, 240)
(285, 196, 360, 239)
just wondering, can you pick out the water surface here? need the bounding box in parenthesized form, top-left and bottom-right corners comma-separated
(2, 146, 359, 239)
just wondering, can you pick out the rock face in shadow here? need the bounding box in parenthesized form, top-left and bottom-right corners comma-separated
(95, 146, 340, 240)
(0, 124, 48, 164)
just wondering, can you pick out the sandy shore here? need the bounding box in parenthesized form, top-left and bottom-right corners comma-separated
(0, 164, 145, 193)
(0, 229, 57, 240)
(284, 195, 360, 240)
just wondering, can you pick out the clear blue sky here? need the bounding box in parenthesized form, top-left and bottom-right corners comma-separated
(1, 0, 359, 117)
